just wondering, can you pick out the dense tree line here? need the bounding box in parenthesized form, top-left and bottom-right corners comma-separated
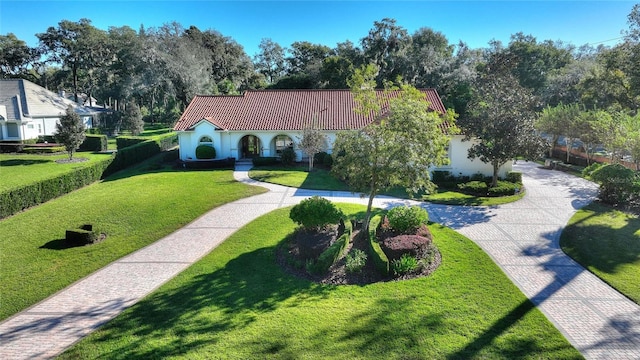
(1, 6, 639, 142)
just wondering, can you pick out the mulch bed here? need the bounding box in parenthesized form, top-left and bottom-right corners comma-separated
(276, 226, 442, 285)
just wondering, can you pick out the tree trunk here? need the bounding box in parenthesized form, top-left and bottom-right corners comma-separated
(565, 138, 572, 163)
(72, 63, 79, 104)
(308, 155, 314, 172)
(491, 161, 499, 187)
(549, 135, 559, 158)
(362, 189, 376, 234)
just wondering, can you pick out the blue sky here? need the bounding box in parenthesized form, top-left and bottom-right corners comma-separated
(0, 1, 636, 57)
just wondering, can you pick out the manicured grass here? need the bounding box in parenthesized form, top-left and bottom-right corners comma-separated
(250, 165, 350, 191)
(421, 190, 526, 206)
(249, 165, 524, 205)
(0, 159, 266, 321)
(61, 205, 581, 359)
(0, 152, 114, 192)
(560, 202, 640, 303)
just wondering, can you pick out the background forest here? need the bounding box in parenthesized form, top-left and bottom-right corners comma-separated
(1, 6, 639, 157)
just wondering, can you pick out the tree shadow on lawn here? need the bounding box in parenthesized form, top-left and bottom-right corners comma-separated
(78, 246, 333, 359)
(0, 159, 51, 166)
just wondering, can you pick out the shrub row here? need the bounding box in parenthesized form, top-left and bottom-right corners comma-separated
(22, 146, 66, 154)
(116, 136, 147, 150)
(115, 132, 177, 151)
(308, 220, 353, 274)
(252, 157, 279, 166)
(1, 134, 176, 219)
(104, 133, 177, 177)
(179, 157, 235, 170)
(0, 156, 114, 219)
(79, 134, 108, 152)
(368, 215, 389, 275)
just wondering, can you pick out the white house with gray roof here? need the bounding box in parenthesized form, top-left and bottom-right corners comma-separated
(0, 79, 96, 141)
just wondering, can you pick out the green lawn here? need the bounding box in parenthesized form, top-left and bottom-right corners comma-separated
(61, 204, 581, 359)
(250, 165, 350, 191)
(0, 159, 266, 321)
(250, 165, 525, 205)
(0, 152, 114, 192)
(560, 203, 640, 303)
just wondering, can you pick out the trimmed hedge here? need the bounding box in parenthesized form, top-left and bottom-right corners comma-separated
(0, 156, 114, 219)
(180, 158, 235, 170)
(22, 146, 65, 154)
(487, 181, 520, 196)
(506, 171, 523, 184)
(66, 228, 98, 246)
(79, 134, 108, 152)
(368, 215, 389, 275)
(104, 133, 177, 177)
(116, 136, 147, 150)
(253, 157, 278, 166)
(195, 145, 216, 159)
(1, 134, 177, 219)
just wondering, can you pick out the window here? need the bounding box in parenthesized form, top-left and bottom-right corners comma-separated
(275, 135, 293, 154)
(199, 135, 213, 144)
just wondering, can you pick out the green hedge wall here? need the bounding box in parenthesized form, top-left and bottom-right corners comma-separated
(116, 133, 177, 151)
(1, 133, 177, 219)
(368, 215, 389, 275)
(79, 134, 108, 152)
(0, 156, 114, 219)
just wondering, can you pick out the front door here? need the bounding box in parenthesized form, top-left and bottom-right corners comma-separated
(241, 135, 260, 158)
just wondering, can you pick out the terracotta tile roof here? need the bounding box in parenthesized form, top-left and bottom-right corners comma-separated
(174, 89, 448, 132)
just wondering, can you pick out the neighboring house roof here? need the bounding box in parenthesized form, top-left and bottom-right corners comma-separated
(174, 89, 448, 132)
(0, 79, 96, 122)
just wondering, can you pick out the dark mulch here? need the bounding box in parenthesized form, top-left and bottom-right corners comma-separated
(276, 227, 442, 285)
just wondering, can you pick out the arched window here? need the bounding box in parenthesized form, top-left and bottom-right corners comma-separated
(199, 135, 213, 144)
(275, 135, 293, 154)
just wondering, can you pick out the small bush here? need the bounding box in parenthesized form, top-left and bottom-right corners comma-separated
(314, 151, 328, 165)
(582, 163, 604, 178)
(458, 180, 488, 195)
(290, 196, 344, 231)
(368, 215, 389, 275)
(280, 148, 296, 166)
(252, 157, 278, 166)
(79, 134, 108, 152)
(506, 171, 523, 184)
(591, 164, 637, 205)
(345, 249, 368, 273)
(386, 206, 429, 234)
(195, 145, 216, 159)
(432, 170, 453, 183)
(488, 181, 519, 196)
(391, 254, 418, 276)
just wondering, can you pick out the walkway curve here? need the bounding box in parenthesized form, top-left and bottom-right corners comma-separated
(1, 162, 639, 359)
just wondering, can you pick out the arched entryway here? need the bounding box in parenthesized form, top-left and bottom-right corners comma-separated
(240, 135, 261, 159)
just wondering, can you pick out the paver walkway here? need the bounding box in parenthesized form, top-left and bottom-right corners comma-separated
(1, 161, 639, 359)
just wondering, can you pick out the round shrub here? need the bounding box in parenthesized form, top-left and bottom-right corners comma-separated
(195, 144, 216, 159)
(280, 147, 296, 166)
(591, 164, 637, 205)
(290, 196, 344, 231)
(386, 206, 429, 234)
(314, 151, 328, 165)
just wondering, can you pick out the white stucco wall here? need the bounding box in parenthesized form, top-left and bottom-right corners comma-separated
(435, 135, 512, 178)
(177, 126, 510, 177)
